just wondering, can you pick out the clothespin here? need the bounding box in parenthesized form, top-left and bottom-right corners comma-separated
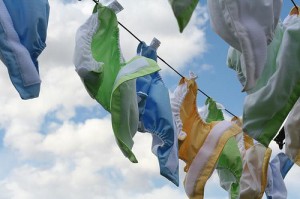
(107, 0, 123, 14)
(150, 37, 161, 50)
(189, 71, 198, 80)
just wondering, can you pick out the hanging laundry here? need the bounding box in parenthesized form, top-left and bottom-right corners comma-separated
(284, 98, 300, 166)
(227, 22, 284, 94)
(204, 97, 224, 122)
(0, 0, 49, 99)
(226, 47, 247, 89)
(233, 117, 272, 199)
(239, 141, 271, 199)
(265, 153, 294, 199)
(74, 2, 160, 163)
(227, 21, 284, 149)
(171, 76, 240, 199)
(217, 137, 243, 199)
(168, 0, 199, 32)
(73, 12, 101, 98)
(135, 39, 179, 186)
(171, 75, 190, 142)
(203, 99, 242, 199)
(207, 0, 282, 91)
(241, 13, 300, 146)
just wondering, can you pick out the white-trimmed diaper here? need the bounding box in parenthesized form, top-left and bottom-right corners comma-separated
(208, 0, 282, 91)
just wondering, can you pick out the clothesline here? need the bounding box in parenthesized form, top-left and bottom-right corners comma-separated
(119, 20, 238, 117)
(118, 25, 240, 117)
(87, 0, 238, 118)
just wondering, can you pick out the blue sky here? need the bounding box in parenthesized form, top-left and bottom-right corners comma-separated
(0, 0, 299, 198)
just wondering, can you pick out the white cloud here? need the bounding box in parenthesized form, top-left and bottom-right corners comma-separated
(0, 117, 188, 199)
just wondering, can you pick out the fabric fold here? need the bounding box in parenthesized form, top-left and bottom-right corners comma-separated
(74, 13, 102, 98)
(0, 0, 49, 99)
(171, 79, 188, 141)
(226, 22, 284, 94)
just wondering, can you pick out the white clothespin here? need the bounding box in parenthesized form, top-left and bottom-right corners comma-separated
(150, 37, 161, 50)
(107, 0, 123, 14)
(189, 71, 198, 80)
